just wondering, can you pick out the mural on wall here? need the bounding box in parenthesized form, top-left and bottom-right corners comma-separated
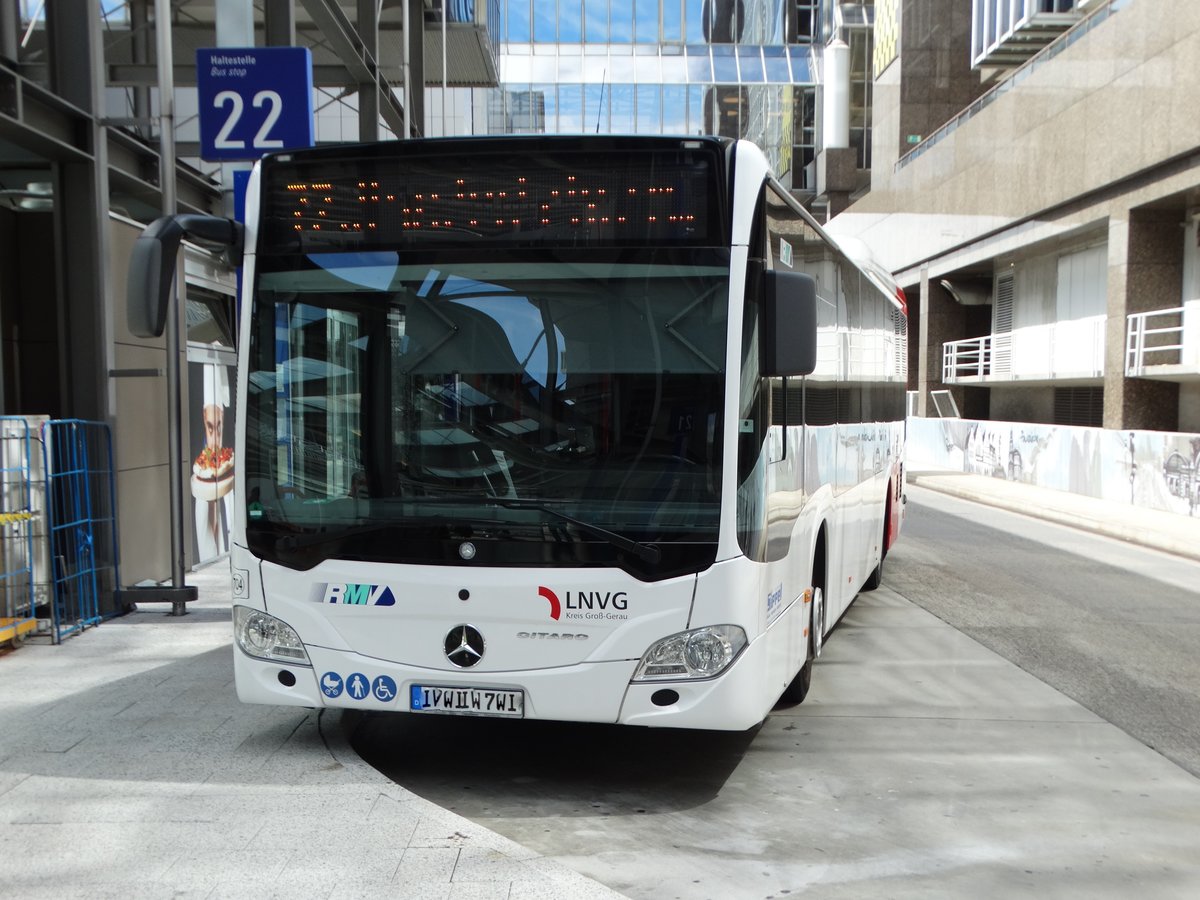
(188, 354, 237, 562)
(908, 417, 1200, 518)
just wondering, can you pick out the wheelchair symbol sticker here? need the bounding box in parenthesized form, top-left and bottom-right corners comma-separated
(320, 672, 343, 698)
(372, 675, 397, 702)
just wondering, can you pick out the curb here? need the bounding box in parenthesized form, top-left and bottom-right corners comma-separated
(907, 473, 1200, 564)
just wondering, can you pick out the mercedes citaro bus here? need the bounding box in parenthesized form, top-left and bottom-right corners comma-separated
(128, 135, 907, 730)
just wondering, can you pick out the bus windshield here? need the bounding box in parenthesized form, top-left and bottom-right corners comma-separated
(244, 248, 728, 577)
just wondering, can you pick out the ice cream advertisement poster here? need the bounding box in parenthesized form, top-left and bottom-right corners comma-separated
(188, 349, 238, 563)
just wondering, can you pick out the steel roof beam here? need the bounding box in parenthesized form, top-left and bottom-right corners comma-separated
(297, 0, 408, 136)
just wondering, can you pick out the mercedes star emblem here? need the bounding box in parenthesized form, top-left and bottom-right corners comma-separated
(444, 624, 485, 668)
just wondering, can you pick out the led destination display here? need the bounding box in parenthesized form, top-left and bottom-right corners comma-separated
(258, 141, 724, 252)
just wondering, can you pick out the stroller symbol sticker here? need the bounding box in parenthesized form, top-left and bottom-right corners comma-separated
(320, 672, 343, 698)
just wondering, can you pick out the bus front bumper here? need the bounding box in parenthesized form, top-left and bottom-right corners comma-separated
(234, 633, 776, 732)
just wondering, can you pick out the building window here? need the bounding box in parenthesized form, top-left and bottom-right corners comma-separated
(1053, 386, 1103, 427)
(795, 1, 819, 43)
(1055, 244, 1106, 322)
(792, 86, 816, 190)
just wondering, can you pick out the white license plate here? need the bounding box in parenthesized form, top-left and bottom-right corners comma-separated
(410, 684, 524, 718)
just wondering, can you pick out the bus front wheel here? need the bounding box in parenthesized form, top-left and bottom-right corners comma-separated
(780, 586, 823, 704)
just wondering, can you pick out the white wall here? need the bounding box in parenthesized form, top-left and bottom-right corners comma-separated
(907, 416, 1200, 517)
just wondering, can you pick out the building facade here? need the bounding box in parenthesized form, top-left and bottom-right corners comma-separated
(831, 0, 1200, 436)
(0, 0, 494, 587)
(424, 1, 820, 190)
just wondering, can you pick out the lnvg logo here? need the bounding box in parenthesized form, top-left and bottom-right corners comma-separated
(538, 586, 562, 620)
(538, 586, 628, 622)
(323, 583, 396, 606)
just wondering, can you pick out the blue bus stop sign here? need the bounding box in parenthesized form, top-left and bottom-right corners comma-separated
(196, 47, 314, 162)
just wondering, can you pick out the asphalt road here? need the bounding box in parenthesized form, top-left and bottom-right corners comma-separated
(890, 486, 1200, 778)
(350, 485, 1200, 898)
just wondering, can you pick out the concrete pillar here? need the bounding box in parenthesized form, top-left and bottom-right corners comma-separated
(0, 0, 18, 63)
(822, 39, 850, 150)
(358, 0, 380, 141)
(129, 0, 152, 139)
(48, 0, 113, 422)
(916, 267, 970, 417)
(264, 0, 296, 46)
(406, 0, 425, 134)
(1104, 210, 1181, 430)
(217, 0, 255, 217)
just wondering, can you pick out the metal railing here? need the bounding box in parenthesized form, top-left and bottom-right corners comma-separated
(943, 332, 1011, 381)
(1126, 303, 1199, 375)
(943, 316, 1105, 383)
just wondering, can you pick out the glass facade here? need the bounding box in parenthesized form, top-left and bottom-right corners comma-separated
(432, 1, 817, 187)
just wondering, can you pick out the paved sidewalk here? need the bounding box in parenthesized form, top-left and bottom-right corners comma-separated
(907, 470, 1200, 563)
(2, 474, 1194, 898)
(0, 563, 624, 900)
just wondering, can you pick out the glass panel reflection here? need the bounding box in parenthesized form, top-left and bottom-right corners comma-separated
(737, 46, 764, 82)
(662, 84, 687, 133)
(661, 52, 688, 84)
(610, 84, 635, 132)
(635, 52, 662, 82)
(712, 45, 738, 83)
(610, 2, 633, 42)
(558, 84, 585, 131)
(533, 2, 555, 41)
(664, 0, 683, 42)
(684, 0, 705, 42)
(685, 45, 711, 82)
(585, 0, 607, 42)
(763, 46, 790, 83)
(788, 46, 812, 82)
(584, 82, 607, 131)
(636, 84, 661, 133)
(507, 0, 530, 41)
(635, 0, 658, 43)
(560, 0, 583, 42)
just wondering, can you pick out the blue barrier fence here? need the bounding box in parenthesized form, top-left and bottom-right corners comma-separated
(40, 420, 122, 643)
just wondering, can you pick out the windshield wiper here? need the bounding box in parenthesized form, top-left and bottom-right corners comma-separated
(492, 498, 661, 565)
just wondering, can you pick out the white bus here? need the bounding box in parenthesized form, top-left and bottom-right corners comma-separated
(129, 136, 907, 731)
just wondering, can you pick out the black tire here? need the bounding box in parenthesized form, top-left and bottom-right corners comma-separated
(780, 585, 823, 704)
(781, 656, 812, 704)
(861, 555, 883, 592)
(860, 501, 890, 593)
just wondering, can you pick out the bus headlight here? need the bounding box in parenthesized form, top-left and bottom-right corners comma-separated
(632, 625, 747, 681)
(234, 606, 311, 666)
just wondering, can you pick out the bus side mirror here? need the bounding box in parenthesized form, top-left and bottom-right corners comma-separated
(127, 214, 243, 338)
(762, 270, 817, 377)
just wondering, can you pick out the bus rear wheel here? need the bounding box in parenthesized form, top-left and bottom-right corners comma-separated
(861, 502, 890, 592)
(862, 554, 883, 592)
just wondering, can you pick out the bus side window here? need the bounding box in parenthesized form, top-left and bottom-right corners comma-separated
(735, 187, 769, 559)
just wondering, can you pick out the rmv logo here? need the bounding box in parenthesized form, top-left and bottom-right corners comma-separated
(324, 583, 396, 606)
(538, 586, 627, 621)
